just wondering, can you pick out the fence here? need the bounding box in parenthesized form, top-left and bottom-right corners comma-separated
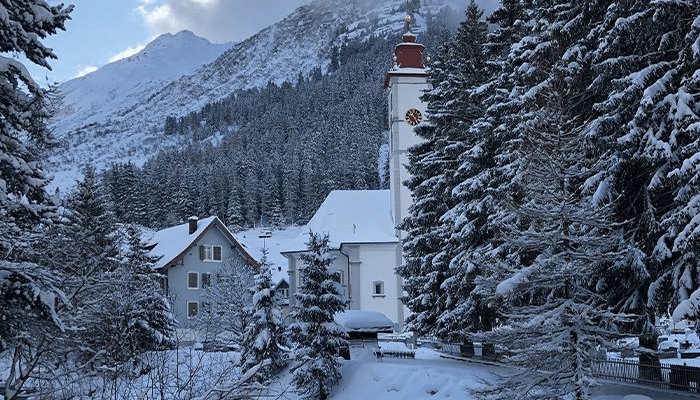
(591, 358, 700, 393)
(440, 342, 700, 393)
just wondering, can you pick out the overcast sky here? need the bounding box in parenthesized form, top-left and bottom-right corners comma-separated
(29, 0, 309, 84)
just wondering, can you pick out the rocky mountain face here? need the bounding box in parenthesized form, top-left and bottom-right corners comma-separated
(46, 0, 464, 193)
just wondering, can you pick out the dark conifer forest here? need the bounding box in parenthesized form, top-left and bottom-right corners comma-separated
(103, 36, 401, 230)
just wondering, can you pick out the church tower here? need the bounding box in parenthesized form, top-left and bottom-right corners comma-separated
(385, 15, 431, 230)
(385, 16, 431, 327)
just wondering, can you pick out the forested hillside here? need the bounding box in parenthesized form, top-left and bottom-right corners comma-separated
(100, 24, 453, 230)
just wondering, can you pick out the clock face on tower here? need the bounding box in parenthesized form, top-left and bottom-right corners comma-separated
(405, 108, 423, 126)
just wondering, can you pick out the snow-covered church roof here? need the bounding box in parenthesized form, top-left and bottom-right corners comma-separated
(282, 190, 397, 253)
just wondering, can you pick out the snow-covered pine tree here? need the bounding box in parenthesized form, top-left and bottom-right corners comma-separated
(66, 224, 176, 380)
(431, 0, 538, 346)
(600, 0, 700, 324)
(103, 162, 145, 224)
(399, 0, 493, 341)
(476, 74, 632, 400)
(0, 2, 73, 397)
(57, 165, 126, 369)
(585, 0, 700, 363)
(63, 164, 120, 279)
(240, 248, 288, 383)
(119, 225, 176, 355)
(288, 232, 348, 400)
(226, 189, 247, 232)
(0, 0, 71, 237)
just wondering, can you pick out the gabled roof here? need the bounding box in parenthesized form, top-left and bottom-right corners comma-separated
(147, 216, 259, 269)
(281, 190, 398, 254)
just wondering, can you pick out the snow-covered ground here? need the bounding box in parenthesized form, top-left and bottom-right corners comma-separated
(3, 338, 695, 399)
(333, 344, 690, 400)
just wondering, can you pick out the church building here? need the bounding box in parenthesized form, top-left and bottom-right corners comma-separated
(282, 16, 430, 330)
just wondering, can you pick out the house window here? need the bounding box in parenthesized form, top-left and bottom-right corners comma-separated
(373, 281, 385, 297)
(201, 272, 211, 288)
(157, 276, 168, 294)
(187, 301, 199, 318)
(188, 272, 199, 289)
(277, 287, 289, 297)
(332, 270, 345, 285)
(199, 245, 222, 262)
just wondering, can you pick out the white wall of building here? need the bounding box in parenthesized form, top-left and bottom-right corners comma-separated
(350, 242, 403, 327)
(387, 75, 430, 227)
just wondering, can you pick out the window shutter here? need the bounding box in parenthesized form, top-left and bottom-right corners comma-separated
(202, 273, 211, 287)
(199, 245, 205, 260)
(213, 246, 222, 261)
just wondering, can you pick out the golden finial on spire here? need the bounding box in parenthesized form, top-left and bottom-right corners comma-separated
(404, 14, 412, 33)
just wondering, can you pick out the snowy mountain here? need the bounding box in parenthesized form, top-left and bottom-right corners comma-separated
(46, 30, 232, 191)
(46, 0, 464, 192)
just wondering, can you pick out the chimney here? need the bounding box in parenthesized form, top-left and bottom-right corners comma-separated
(188, 216, 198, 235)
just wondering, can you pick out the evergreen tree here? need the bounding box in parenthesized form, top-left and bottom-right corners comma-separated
(288, 232, 348, 400)
(63, 164, 119, 279)
(584, 0, 700, 362)
(399, 0, 494, 341)
(226, 189, 247, 232)
(119, 225, 176, 354)
(58, 165, 126, 369)
(0, 0, 71, 238)
(240, 248, 288, 383)
(0, 3, 74, 397)
(476, 77, 632, 400)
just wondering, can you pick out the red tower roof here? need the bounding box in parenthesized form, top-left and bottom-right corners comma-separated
(394, 33, 424, 69)
(385, 15, 429, 88)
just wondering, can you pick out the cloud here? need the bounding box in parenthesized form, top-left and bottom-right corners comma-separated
(75, 66, 98, 78)
(136, 0, 309, 43)
(108, 44, 148, 63)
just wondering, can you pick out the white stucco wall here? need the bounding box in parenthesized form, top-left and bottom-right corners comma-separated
(350, 242, 402, 326)
(285, 243, 404, 327)
(285, 250, 350, 310)
(387, 74, 430, 227)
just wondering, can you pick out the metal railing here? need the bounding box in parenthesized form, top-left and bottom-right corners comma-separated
(591, 358, 700, 393)
(440, 342, 700, 393)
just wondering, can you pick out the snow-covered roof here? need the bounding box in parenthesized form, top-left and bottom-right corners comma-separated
(147, 216, 258, 269)
(334, 310, 394, 332)
(281, 190, 397, 254)
(235, 226, 305, 284)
